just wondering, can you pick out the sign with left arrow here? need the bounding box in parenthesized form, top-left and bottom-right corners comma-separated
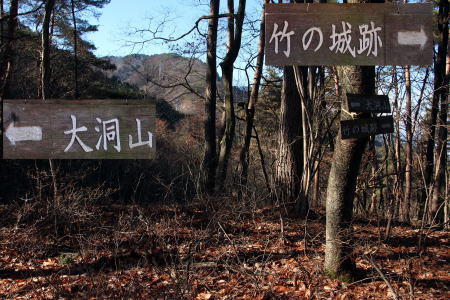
(3, 100, 156, 159)
(345, 94, 391, 113)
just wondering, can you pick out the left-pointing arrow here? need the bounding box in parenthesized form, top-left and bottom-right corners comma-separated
(5, 122, 42, 145)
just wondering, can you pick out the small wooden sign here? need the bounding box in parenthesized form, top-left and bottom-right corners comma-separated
(341, 116, 394, 140)
(345, 94, 391, 113)
(3, 100, 155, 159)
(265, 3, 432, 66)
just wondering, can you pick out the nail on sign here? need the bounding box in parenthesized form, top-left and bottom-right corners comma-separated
(265, 3, 432, 66)
(3, 100, 156, 159)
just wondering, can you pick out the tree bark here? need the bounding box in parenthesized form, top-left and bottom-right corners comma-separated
(39, 0, 56, 100)
(217, 0, 246, 189)
(202, 0, 220, 194)
(324, 64, 375, 281)
(238, 0, 268, 188)
(275, 66, 303, 204)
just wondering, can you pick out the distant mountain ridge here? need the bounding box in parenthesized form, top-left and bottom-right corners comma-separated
(105, 53, 247, 116)
(104, 53, 207, 115)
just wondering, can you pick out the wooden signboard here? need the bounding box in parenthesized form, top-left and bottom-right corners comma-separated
(265, 3, 432, 66)
(341, 116, 394, 140)
(345, 94, 391, 113)
(3, 100, 155, 159)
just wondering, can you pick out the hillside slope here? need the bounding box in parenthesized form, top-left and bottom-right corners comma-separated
(106, 53, 247, 116)
(106, 54, 208, 115)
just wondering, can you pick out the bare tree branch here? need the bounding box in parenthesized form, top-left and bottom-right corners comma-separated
(0, 2, 45, 22)
(129, 13, 233, 46)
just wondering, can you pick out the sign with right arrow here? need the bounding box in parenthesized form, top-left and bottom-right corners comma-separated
(265, 3, 432, 66)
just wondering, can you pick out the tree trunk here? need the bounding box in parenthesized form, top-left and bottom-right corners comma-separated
(392, 66, 403, 220)
(39, 0, 56, 100)
(385, 135, 397, 239)
(71, 0, 79, 99)
(421, 0, 448, 211)
(0, 0, 19, 101)
(202, 0, 220, 194)
(430, 53, 449, 225)
(369, 138, 380, 214)
(402, 66, 412, 223)
(1, 0, 4, 47)
(238, 0, 267, 188)
(38, 0, 58, 211)
(312, 67, 326, 207)
(312, 161, 320, 207)
(0, 0, 18, 155)
(275, 66, 303, 204)
(217, 64, 236, 189)
(217, 0, 246, 189)
(293, 65, 321, 216)
(325, 65, 375, 281)
(385, 67, 403, 237)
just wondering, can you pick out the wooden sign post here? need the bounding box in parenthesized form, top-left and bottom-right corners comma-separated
(265, 3, 432, 66)
(3, 100, 155, 159)
(341, 116, 394, 140)
(340, 93, 394, 139)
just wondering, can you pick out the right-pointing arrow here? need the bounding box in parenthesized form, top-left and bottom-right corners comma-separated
(397, 26, 428, 50)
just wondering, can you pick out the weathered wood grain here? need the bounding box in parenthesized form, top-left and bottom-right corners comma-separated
(3, 99, 156, 159)
(265, 3, 432, 66)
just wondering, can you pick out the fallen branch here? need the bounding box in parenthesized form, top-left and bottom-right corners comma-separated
(364, 254, 399, 300)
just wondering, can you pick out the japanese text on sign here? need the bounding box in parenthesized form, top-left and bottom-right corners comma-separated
(64, 115, 153, 153)
(270, 20, 383, 59)
(345, 94, 391, 113)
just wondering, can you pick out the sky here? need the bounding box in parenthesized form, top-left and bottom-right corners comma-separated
(86, 0, 204, 57)
(86, 0, 263, 58)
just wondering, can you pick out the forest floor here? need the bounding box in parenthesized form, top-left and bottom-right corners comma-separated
(0, 199, 448, 299)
